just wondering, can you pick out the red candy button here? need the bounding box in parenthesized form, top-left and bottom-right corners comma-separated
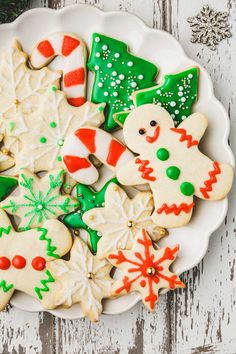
(0, 257, 11, 270)
(12, 255, 26, 269)
(32, 257, 46, 271)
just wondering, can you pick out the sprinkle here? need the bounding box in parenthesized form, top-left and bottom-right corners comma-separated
(178, 92, 183, 97)
(95, 65, 99, 70)
(170, 101, 176, 107)
(179, 86, 183, 91)
(40, 137, 47, 143)
(98, 82, 103, 87)
(119, 74, 125, 80)
(95, 37, 100, 42)
(51, 85, 57, 92)
(128, 61, 133, 67)
(50, 121, 57, 128)
(138, 75, 144, 80)
(114, 53, 120, 58)
(131, 82, 137, 88)
(156, 90, 161, 94)
(102, 45, 108, 50)
(111, 82, 116, 87)
(113, 92, 118, 97)
(104, 92, 109, 96)
(188, 74, 193, 78)
(107, 63, 112, 68)
(112, 71, 117, 76)
(181, 97, 186, 102)
(96, 53, 101, 57)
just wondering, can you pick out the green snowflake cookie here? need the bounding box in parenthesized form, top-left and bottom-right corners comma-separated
(0, 169, 79, 230)
(63, 178, 119, 254)
(115, 67, 199, 127)
(87, 33, 158, 131)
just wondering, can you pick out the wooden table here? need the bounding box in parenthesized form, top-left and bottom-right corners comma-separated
(1, 0, 236, 353)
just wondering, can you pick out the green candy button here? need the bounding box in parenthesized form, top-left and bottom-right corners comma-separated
(180, 182, 195, 196)
(166, 166, 180, 180)
(156, 148, 169, 161)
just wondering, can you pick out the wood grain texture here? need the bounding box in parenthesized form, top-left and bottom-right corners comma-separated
(1, 0, 236, 353)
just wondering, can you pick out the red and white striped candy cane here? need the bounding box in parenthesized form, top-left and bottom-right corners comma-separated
(61, 127, 134, 185)
(31, 32, 87, 107)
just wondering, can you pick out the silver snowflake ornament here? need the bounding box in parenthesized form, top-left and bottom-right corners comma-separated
(188, 5, 231, 50)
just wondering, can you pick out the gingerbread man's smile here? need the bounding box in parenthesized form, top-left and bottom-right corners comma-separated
(146, 126, 160, 143)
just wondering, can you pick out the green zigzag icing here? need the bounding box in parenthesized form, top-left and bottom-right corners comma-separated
(0, 226, 11, 237)
(0, 280, 14, 293)
(37, 227, 60, 259)
(34, 270, 55, 300)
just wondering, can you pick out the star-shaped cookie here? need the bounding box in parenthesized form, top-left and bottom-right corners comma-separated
(0, 169, 79, 230)
(83, 183, 167, 259)
(108, 229, 185, 311)
(47, 238, 113, 322)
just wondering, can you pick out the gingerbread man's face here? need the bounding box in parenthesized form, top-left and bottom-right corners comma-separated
(123, 104, 174, 153)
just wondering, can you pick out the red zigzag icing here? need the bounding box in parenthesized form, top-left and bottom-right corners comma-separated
(200, 162, 221, 199)
(157, 202, 195, 216)
(171, 128, 198, 148)
(135, 158, 156, 182)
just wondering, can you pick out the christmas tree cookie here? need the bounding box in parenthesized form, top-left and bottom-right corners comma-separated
(87, 33, 158, 131)
(0, 169, 79, 230)
(115, 68, 199, 127)
(63, 178, 118, 254)
(0, 209, 72, 311)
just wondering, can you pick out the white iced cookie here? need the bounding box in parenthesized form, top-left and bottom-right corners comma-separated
(0, 169, 79, 230)
(31, 32, 87, 107)
(83, 183, 167, 259)
(117, 104, 234, 228)
(107, 229, 185, 311)
(14, 88, 105, 173)
(47, 238, 113, 322)
(62, 127, 134, 185)
(0, 40, 60, 138)
(0, 209, 72, 311)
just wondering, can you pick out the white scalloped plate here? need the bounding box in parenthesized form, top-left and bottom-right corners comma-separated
(0, 4, 234, 319)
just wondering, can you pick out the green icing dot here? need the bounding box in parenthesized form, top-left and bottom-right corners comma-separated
(156, 148, 169, 161)
(50, 122, 57, 128)
(166, 166, 180, 180)
(40, 137, 47, 143)
(98, 105, 104, 112)
(52, 85, 57, 92)
(57, 139, 64, 147)
(8, 121, 15, 132)
(57, 155, 62, 162)
(180, 182, 195, 196)
(63, 183, 70, 190)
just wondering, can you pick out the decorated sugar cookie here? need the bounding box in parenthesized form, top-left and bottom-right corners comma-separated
(0, 169, 79, 230)
(14, 88, 105, 173)
(117, 104, 234, 228)
(0, 40, 60, 138)
(63, 178, 119, 254)
(114, 68, 199, 127)
(62, 127, 134, 185)
(47, 238, 113, 322)
(31, 33, 87, 107)
(87, 33, 158, 131)
(0, 209, 72, 311)
(108, 229, 185, 311)
(83, 183, 167, 259)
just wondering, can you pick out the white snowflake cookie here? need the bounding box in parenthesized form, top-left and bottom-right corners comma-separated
(83, 183, 167, 259)
(117, 104, 234, 228)
(47, 238, 113, 322)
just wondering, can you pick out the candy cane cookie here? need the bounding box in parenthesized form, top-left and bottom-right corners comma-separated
(61, 127, 134, 185)
(31, 33, 87, 107)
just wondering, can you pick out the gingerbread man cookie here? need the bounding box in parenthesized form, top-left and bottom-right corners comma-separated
(0, 209, 72, 310)
(107, 229, 185, 311)
(117, 104, 234, 228)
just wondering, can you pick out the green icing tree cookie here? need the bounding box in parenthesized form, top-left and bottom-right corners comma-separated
(63, 178, 119, 254)
(87, 33, 158, 131)
(115, 67, 199, 127)
(0, 175, 18, 201)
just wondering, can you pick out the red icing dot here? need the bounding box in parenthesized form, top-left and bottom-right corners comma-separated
(32, 257, 46, 271)
(140, 280, 146, 288)
(0, 257, 11, 270)
(12, 255, 26, 269)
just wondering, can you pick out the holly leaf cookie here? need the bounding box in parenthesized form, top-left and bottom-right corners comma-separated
(63, 178, 119, 254)
(87, 33, 158, 131)
(0, 169, 79, 230)
(47, 238, 113, 322)
(83, 183, 167, 259)
(0, 40, 61, 138)
(0, 209, 72, 311)
(114, 68, 199, 127)
(108, 229, 185, 311)
(14, 88, 105, 173)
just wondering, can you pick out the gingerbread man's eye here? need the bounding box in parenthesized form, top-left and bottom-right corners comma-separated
(139, 128, 146, 135)
(150, 120, 157, 127)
